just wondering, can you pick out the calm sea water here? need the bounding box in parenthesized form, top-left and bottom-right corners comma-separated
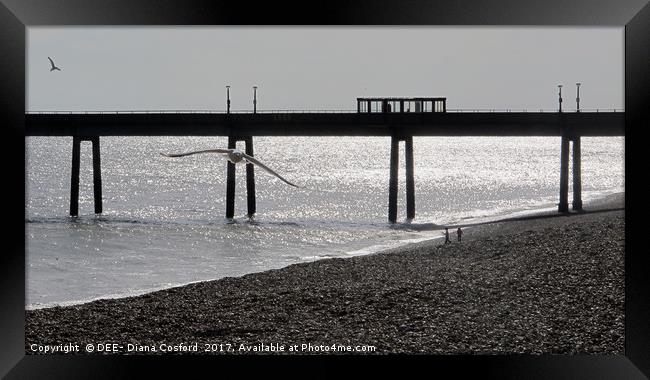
(26, 136, 624, 308)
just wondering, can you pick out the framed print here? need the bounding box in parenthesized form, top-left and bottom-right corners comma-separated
(1, 0, 648, 378)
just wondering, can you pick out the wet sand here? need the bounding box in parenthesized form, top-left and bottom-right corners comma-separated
(25, 193, 625, 354)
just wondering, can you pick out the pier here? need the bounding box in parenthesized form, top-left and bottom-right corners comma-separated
(25, 102, 624, 222)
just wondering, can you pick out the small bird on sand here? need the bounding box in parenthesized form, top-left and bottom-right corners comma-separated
(161, 148, 302, 188)
(48, 57, 61, 71)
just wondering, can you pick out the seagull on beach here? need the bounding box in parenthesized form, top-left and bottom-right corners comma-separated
(161, 148, 302, 188)
(48, 57, 61, 71)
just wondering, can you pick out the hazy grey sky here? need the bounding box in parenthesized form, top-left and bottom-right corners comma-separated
(27, 27, 623, 112)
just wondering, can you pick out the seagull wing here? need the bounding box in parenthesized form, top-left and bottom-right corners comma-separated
(241, 152, 301, 188)
(160, 149, 231, 158)
(48, 57, 57, 69)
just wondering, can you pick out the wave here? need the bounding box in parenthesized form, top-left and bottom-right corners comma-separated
(25, 189, 622, 231)
(25, 214, 390, 231)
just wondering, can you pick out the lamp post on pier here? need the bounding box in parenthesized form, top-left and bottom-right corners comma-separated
(558, 84, 563, 113)
(226, 85, 231, 114)
(576, 83, 581, 112)
(253, 86, 258, 114)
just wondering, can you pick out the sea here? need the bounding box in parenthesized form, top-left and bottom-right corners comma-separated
(25, 136, 625, 309)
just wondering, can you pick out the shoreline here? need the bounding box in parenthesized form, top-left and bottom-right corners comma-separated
(398, 192, 624, 249)
(25, 192, 624, 354)
(26, 190, 624, 310)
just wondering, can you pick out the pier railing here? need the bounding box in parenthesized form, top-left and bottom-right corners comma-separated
(26, 108, 624, 115)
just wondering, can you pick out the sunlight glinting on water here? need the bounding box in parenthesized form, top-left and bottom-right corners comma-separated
(25, 136, 624, 307)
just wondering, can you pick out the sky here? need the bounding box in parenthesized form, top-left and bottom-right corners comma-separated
(27, 27, 624, 112)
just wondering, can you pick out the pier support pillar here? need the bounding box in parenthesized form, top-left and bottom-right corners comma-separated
(572, 136, 583, 211)
(388, 136, 399, 223)
(92, 137, 103, 214)
(224, 136, 256, 219)
(244, 137, 256, 216)
(559, 135, 570, 213)
(225, 136, 237, 219)
(69, 136, 103, 216)
(405, 136, 415, 220)
(388, 135, 417, 223)
(70, 136, 81, 216)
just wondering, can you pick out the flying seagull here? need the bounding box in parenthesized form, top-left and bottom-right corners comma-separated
(161, 148, 302, 188)
(48, 57, 61, 71)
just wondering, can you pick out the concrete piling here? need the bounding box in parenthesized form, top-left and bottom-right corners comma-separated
(245, 137, 256, 216)
(559, 135, 570, 213)
(92, 137, 103, 214)
(69, 136, 81, 216)
(388, 136, 400, 223)
(226, 136, 237, 219)
(572, 136, 583, 211)
(405, 136, 415, 220)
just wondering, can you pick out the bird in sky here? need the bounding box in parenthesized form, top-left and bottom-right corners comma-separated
(161, 148, 302, 188)
(48, 57, 61, 71)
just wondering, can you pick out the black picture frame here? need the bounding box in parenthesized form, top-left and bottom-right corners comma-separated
(1, 0, 648, 378)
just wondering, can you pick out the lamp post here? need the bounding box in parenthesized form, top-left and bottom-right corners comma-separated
(558, 84, 563, 113)
(253, 86, 258, 114)
(226, 85, 230, 114)
(576, 83, 581, 112)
